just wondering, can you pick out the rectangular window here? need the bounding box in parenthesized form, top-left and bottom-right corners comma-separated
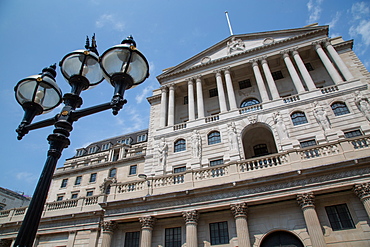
(300, 139, 317, 148)
(86, 191, 93, 197)
(174, 166, 186, 173)
(137, 134, 147, 142)
(209, 88, 218, 98)
(124, 231, 140, 247)
(238, 79, 251, 89)
(88, 146, 97, 154)
(325, 204, 355, 231)
(75, 176, 82, 185)
(305, 62, 314, 71)
(57, 196, 63, 201)
(129, 165, 137, 175)
(210, 159, 224, 167)
(209, 221, 229, 245)
(76, 149, 85, 157)
(184, 96, 188, 105)
(165, 227, 182, 247)
(102, 143, 111, 151)
(344, 130, 363, 138)
(71, 193, 78, 199)
(61, 179, 68, 188)
(89, 173, 97, 183)
(271, 71, 284, 80)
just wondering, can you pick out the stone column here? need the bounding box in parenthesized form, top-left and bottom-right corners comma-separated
(88, 229, 100, 247)
(251, 60, 269, 102)
(224, 68, 238, 110)
(215, 70, 228, 113)
(188, 78, 195, 121)
(260, 58, 280, 100)
(159, 86, 168, 128)
(183, 210, 199, 247)
(230, 203, 251, 247)
(291, 49, 317, 91)
(101, 221, 116, 247)
(139, 216, 155, 247)
(324, 40, 353, 81)
(354, 182, 370, 218)
(167, 84, 175, 126)
(313, 42, 343, 84)
(281, 51, 306, 93)
(195, 75, 205, 119)
(297, 192, 326, 247)
(67, 231, 76, 247)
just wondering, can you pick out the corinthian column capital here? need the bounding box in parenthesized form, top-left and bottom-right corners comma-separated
(101, 220, 117, 233)
(354, 183, 370, 201)
(182, 210, 199, 224)
(195, 74, 202, 80)
(230, 202, 248, 217)
(139, 216, 156, 229)
(297, 192, 315, 209)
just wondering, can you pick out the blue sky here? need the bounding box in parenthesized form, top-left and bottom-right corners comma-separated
(0, 0, 369, 195)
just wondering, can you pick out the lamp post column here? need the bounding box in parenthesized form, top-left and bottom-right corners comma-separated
(183, 210, 199, 247)
(297, 192, 326, 247)
(313, 42, 343, 84)
(101, 221, 116, 247)
(159, 86, 168, 128)
(354, 182, 370, 218)
(195, 76, 205, 119)
(139, 216, 155, 247)
(230, 203, 251, 247)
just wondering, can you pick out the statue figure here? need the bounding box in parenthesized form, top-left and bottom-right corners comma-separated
(228, 122, 239, 151)
(273, 112, 289, 140)
(354, 91, 370, 121)
(191, 130, 202, 158)
(312, 101, 331, 131)
(158, 138, 168, 169)
(227, 37, 246, 54)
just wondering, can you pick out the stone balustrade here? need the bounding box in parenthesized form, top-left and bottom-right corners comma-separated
(283, 95, 300, 103)
(239, 104, 262, 114)
(321, 85, 339, 94)
(239, 153, 289, 172)
(173, 123, 187, 130)
(205, 115, 220, 123)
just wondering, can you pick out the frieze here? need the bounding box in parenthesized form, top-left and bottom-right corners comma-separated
(105, 166, 370, 216)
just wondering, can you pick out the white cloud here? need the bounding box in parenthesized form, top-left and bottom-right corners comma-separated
(325, 11, 341, 29)
(307, 0, 323, 24)
(96, 14, 125, 32)
(349, 19, 370, 46)
(16, 172, 38, 183)
(351, 2, 370, 20)
(135, 85, 154, 104)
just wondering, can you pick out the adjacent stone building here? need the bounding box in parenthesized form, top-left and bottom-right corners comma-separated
(1, 24, 370, 246)
(0, 187, 30, 211)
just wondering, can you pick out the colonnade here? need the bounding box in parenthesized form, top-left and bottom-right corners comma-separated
(98, 182, 370, 247)
(158, 40, 353, 128)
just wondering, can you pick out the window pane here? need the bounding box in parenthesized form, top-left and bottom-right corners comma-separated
(174, 166, 186, 173)
(240, 98, 260, 108)
(61, 179, 68, 188)
(325, 204, 355, 231)
(89, 173, 97, 183)
(208, 131, 221, 145)
(165, 227, 181, 247)
(75, 176, 82, 185)
(210, 159, 224, 166)
(210, 222, 229, 245)
(174, 139, 186, 152)
(291, 112, 308, 126)
(239, 79, 251, 89)
(129, 165, 137, 175)
(331, 102, 350, 116)
(300, 139, 317, 148)
(109, 168, 117, 178)
(209, 88, 218, 98)
(344, 130, 362, 138)
(125, 231, 140, 247)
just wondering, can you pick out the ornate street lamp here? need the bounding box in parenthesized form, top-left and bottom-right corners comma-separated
(13, 35, 149, 247)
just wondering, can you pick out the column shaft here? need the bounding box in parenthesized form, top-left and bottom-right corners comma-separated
(183, 210, 198, 247)
(251, 61, 269, 102)
(354, 183, 370, 218)
(159, 87, 168, 128)
(324, 41, 353, 81)
(139, 216, 155, 247)
(261, 59, 280, 100)
(196, 76, 205, 118)
(100, 221, 116, 247)
(188, 79, 195, 121)
(313, 42, 343, 84)
(282, 52, 306, 93)
(168, 84, 175, 126)
(101, 232, 113, 247)
(231, 203, 251, 247)
(224, 69, 238, 110)
(292, 50, 317, 91)
(215, 71, 228, 113)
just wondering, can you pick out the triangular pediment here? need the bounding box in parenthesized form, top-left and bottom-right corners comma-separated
(157, 25, 328, 81)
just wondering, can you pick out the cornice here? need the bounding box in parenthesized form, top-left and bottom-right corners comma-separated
(157, 28, 328, 82)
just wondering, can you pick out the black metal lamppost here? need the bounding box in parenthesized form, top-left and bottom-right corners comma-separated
(13, 35, 149, 247)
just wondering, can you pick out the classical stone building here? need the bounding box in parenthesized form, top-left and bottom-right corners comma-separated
(0, 187, 30, 211)
(1, 24, 370, 246)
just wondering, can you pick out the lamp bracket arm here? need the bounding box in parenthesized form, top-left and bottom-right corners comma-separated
(69, 102, 112, 121)
(16, 115, 58, 140)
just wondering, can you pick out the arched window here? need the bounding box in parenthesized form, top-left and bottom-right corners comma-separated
(261, 231, 303, 247)
(331, 102, 350, 116)
(291, 111, 308, 126)
(108, 168, 117, 178)
(208, 131, 221, 145)
(253, 144, 269, 157)
(240, 98, 260, 108)
(174, 139, 186, 152)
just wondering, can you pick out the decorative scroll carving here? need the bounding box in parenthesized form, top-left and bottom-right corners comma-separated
(230, 202, 248, 217)
(139, 216, 155, 229)
(297, 192, 315, 208)
(182, 210, 199, 224)
(101, 220, 117, 232)
(354, 182, 370, 201)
